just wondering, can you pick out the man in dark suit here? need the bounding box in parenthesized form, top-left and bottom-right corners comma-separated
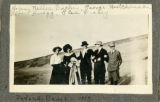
(77, 41, 94, 84)
(92, 41, 109, 84)
(107, 41, 122, 85)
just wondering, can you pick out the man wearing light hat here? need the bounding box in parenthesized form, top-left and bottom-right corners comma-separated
(92, 41, 109, 84)
(107, 41, 122, 85)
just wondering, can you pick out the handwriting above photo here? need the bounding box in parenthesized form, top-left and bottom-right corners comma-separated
(9, 4, 152, 94)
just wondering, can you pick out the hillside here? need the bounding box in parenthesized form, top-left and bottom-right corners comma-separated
(14, 34, 148, 68)
(14, 34, 148, 85)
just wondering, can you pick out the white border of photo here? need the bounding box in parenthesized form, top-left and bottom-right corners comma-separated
(9, 4, 152, 94)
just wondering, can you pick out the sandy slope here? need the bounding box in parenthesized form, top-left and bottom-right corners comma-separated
(14, 34, 148, 85)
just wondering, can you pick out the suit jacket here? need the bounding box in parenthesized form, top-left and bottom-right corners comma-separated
(93, 48, 109, 63)
(77, 49, 94, 70)
(93, 48, 108, 72)
(107, 50, 122, 71)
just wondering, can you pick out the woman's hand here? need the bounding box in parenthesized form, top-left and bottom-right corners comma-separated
(68, 63, 73, 68)
(97, 57, 101, 61)
(70, 57, 77, 62)
(91, 56, 95, 59)
(64, 64, 67, 67)
(75, 52, 80, 57)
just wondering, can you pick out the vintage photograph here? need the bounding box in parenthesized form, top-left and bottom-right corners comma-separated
(10, 4, 152, 93)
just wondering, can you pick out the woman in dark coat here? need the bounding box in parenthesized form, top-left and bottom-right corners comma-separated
(62, 44, 77, 84)
(50, 46, 65, 84)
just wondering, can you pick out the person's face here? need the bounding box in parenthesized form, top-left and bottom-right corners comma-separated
(110, 46, 115, 50)
(95, 44, 100, 49)
(67, 49, 71, 53)
(55, 49, 59, 54)
(82, 45, 87, 49)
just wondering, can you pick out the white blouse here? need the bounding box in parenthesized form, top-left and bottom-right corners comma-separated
(82, 48, 87, 57)
(50, 54, 62, 65)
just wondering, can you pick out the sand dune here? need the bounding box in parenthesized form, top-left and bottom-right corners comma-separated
(14, 34, 148, 85)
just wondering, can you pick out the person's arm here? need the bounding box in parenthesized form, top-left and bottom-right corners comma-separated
(91, 50, 96, 62)
(50, 55, 55, 66)
(75, 52, 81, 60)
(72, 53, 77, 58)
(90, 49, 94, 56)
(88, 49, 94, 59)
(62, 55, 67, 66)
(118, 51, 122, 66)
(103, 50, 109, 63)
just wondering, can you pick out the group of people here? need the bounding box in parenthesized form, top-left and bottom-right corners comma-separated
(49, 41, 122, 85)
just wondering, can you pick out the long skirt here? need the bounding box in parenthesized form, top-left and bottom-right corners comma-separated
(94, 62, 106, 84)
(50, 64, 65, 84)
(69, 65, 81, 85)
(63, 66, 70, 84)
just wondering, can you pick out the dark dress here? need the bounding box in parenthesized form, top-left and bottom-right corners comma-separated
(50, 63, 65, 84)
(63, 53, 76, 84)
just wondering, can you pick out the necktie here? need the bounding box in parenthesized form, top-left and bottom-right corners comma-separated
(98, 49, 101, 53)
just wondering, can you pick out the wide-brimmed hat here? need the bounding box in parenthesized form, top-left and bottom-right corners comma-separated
(95, 41, 103, 46)
(63, 44, 72, 52)
(108, 41, 115, 47)
(53, 46, 62, 52)
(81, 41, 89, 46)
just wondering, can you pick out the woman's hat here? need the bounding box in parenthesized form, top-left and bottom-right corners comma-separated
(63, 44, 72, 52)
(95, 41, 103, 46)
(53, 46, 62, 52)
(108, 41, 115, 47)
(81, 41, 88, 46)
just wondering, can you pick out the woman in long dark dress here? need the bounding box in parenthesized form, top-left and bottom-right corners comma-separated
(62, 44, 77, 84)
(50, 47, 65, 84)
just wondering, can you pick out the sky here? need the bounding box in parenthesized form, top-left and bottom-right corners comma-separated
(15, 14, 149, 61)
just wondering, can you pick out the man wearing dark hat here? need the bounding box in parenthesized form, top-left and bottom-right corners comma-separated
(107, 41, 122, 85)
(92, 41, 109, 84)
(77, 41, 94, 84)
